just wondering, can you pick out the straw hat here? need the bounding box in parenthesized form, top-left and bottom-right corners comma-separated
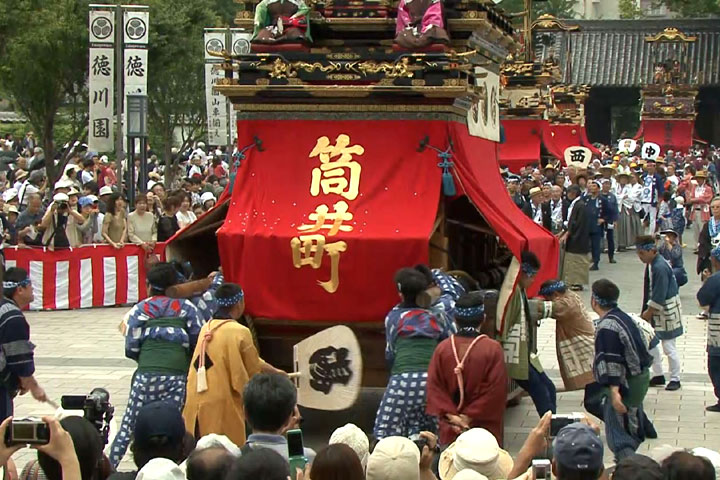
(528, 187, 543, 198)
(438, 429, 513, 480)
(694, 170, 708, 179)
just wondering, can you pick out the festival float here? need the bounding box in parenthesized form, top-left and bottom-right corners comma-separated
(167, 0, 558, 388)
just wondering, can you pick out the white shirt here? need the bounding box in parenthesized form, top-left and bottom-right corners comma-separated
(550, 199, 563, 231)
(629, 183, 644, 212)
(81, 170, 94, 185)
(176, 210, 197, 229)
(92, 212, 105, 243)
(532, 203, 543, 225)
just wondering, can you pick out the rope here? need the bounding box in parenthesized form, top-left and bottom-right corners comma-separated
(450, 333, 486, 412)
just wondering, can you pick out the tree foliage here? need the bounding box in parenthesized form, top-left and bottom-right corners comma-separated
(619, 0, 644, 18)
(143, 0, 220, 187)
(0, 0, 88, 183)
(658, 0, 720, 17)
(497, 0, 577, 20)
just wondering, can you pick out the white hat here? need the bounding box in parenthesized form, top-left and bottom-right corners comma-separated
(54, 178, 74, 190)
(674, 196, 685, 206)
(453, 471, 489, 480)
(439, 429, 513, 480)
(2, 188, 18, 202)
(366, 437, 419, 480)
(147, 180, 158, 191)
(53, 192, 70, 203)
(64, 164, 80, 174)
(195, 434, 241, 457)
(68, 187, 80, 196)
(99, 185, 113, 196)
(100, 155, 109, 163)
(329, 423, 370, 469)
(200, 191, 216, 204)
(136, 458, 185, 480)
(87, 195, 99, 203)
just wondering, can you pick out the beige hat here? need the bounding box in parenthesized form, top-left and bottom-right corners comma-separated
(529, 187, 543, 197)
(366, 437, 419, 480)
(453, 471, 489, 480)
(99, 185, 113, 196)
(54, 178, 74, 190)
(7, 206, 19, 215)
(329, 423, 370, 470)
(14, 169, 28, 181)
(439, 429, 513, 480)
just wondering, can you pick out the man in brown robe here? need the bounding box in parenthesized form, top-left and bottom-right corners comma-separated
(426, 291, 508, 447)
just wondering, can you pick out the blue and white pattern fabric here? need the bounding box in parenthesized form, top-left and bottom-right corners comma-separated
(643, 255, 683, 340)
(372, 372, 437, 440)
(190, 272, 224, 323)
(125, 296, 203, 360)
(697, 271, 720, 357)
(384, 270, 463, 364)
(109, 372, 187, 467)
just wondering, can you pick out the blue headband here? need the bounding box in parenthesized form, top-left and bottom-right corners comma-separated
(635, 241, 656, 251)
(217, 290, 244, 308)
(539, 281, 566, 296)
(3, 278, 30, 289)
(455, 304, 485, 318)
(712, 246, 720, 262)
(592, 292, 617, 309)
(521, 262, 538, 277)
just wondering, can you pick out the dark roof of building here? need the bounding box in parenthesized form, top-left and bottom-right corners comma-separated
(536, 19, 720, 87)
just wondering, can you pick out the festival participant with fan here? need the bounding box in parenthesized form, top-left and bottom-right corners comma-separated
(537, 279, 595, 392)
(183, 282, 285, 446)
(425, 291, 507, 446)
(373, 265, 464, 440)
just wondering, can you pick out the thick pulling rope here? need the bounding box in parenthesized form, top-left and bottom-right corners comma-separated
(450, 334, 486, 412)
(196, 320, 231, 392)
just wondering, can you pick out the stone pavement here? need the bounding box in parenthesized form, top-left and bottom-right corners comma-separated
(8, 246, 719, 472)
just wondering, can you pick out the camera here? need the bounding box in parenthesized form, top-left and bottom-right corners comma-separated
(532, 459, 552, 480)
(550, 413, 584, 437)
(408, 433, 428, 453)
(5, 418, 50, 446)
(61, 388, 114, 445)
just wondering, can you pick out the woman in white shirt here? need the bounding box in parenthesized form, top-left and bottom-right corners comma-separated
(175, 193, 197, 229)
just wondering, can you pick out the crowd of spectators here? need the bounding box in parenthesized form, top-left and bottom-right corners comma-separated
(0, 134, 229, 251)
(1, 375, 718, 480)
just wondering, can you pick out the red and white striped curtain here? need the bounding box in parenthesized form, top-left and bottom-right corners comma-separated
(3, 244, 165, 311)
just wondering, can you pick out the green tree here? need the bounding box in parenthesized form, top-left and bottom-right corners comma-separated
(619, 0, 644, 18)
(497, 0, 576, 21)
(0, 0, 88, 184)
(144, 0, 220, 188)
(657, 0, 720, 17)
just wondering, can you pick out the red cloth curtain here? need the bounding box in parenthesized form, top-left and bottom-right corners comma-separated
(449, 123, 558, 296)
(635, 119, 694, 153)
(217, 119, 558, 323)
(218, 120, 444, 323)
(498, 119, 543, 172)
(542, 123, 599, 162)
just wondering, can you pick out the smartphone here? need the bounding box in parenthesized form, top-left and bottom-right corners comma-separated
(5, 418, 50, 446)
(532, 459, 551, 480)
(287, 429, 307, 480)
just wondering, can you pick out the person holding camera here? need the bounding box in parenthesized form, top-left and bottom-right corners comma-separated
(0, 267, 47, 422)
(40, 193, 88, 250)
(0, 416, 84, 480)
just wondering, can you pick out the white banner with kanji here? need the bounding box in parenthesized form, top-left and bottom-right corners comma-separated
(88, 9, 115, 153)
(204, 31, 228, 146)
